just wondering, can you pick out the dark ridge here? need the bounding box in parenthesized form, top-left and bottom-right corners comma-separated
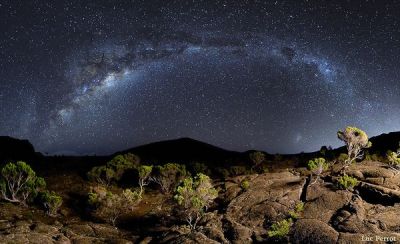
(0, 136, 41, 162)
(115, 137, 245, 166)
(368, 131, 400, 153)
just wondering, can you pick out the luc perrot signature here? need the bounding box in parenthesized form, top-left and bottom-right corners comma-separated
(361, 235, 397, 242)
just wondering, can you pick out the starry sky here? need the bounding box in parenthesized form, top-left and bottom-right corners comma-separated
(1, 0, 400, 155)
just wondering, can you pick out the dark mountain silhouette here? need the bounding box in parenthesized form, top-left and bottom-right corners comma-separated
(0, 136, 40, 162)
(2, 131, 400, 167)
(116, 137, 245, 166)
(368, 131, 400, 153)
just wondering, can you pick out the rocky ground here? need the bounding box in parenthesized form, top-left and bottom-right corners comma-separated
(1, 160, 400, 243)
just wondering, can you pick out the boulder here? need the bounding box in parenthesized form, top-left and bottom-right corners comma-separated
(291, 219, 339, 244)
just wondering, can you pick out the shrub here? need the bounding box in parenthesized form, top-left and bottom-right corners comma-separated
(337, 127, 372, 166)
(274, 154, 283, 161)
(87, 153, 139, 185)
(386, 146, 400, 171)
(288, 202, 304, 219)
(38, 191, 63, 216)
(87, 166, 115, 186)
(229, 166, 248, 176)
(307, 158, 328, 173)
(370, 153, 380, 161)
(174, 173, 218, 230)
(307, 158, 329, 185)
(249, 151, 265, 168)
(215, 168, 230, 179)
(151, 163, 188, 193)
(0, 161, 46, 205)
(267, 218, 292, 239)
(338, 174, 358, 190)
(189, 162, 211, 175)
(240, 180, 250, 190)
(88, 186, 140, 226)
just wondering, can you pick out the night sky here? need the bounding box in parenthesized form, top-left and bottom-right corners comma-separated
(1, 0, 400, 155)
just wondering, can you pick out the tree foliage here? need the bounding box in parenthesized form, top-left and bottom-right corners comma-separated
(151, 163, 188, 193)
(38, 191, 63, 216)
(87, 153, 139, 185)
(88, 186, 140, 226)
(0, 161, 46, 204)
(249, 151, 265, 168)
(307, 158, 329, 174)
(337, 126, 372, 166)
(174, 173, 218, 230)
(386, 142, 400, 171)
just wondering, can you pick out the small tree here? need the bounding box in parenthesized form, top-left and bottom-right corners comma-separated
(174, 173, 218, 230)
(0, 161, 46, 205)
(189, 162, 211, 175)
(87, 166, 115, 186)
(151, 163, 188, 194)
(38, 191, 63, 216)
(249, 151, 265, 170)
(137, 165, 152, 197)
(88, 186, 140, 226)
(87, 153, 139, 186)
(337, 127, 372, 168)
(307, 158, 329, 185)
(386, 142, 400, 172)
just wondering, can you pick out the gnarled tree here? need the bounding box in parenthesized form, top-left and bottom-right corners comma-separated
(337, 126, 371, 168)
(151, 163, 188, 194)
(307, 157, 329, 185)
(137, 165, 152, 197)
(174, 173, 218, 230)
(0, 161, 46, 205)
(88, 186, 140, 226)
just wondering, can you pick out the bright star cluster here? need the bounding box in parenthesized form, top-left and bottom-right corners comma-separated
(1, 0, 399, 155)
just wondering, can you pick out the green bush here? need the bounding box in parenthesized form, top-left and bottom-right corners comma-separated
(338, 174, 358, 190)
(230, 166, 248, 176)
(87, 153, 139, 185)
(38, 191, 63, 216)
(0, 161, 46, 205)
(267, 218, 293, 239)
(88, 186, 140, 226)
(174, 173, 218, 230)
(307, 158, 328, 173)
(249, 151, 265, 167)
(387, 149, 400, 170)
(189, 162, 211, 175)
(288, 202, 304, 219)
(151, 163, 188, 193)
(240, 180, 250, 190)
